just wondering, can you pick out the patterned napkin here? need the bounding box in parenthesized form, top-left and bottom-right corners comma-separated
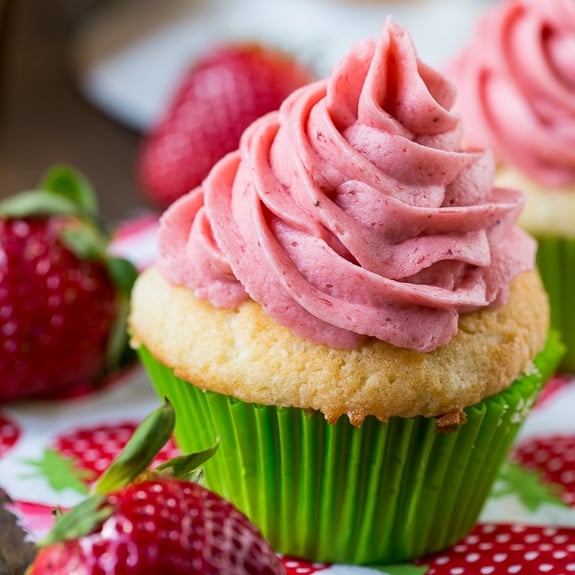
(1, 217, 574, 574)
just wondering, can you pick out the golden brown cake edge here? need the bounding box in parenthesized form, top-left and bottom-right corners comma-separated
(129, 267, 549, 424)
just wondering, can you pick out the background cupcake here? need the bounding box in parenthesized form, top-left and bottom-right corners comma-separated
(130, 18, 562, 565)
(446, 0, 575, 372)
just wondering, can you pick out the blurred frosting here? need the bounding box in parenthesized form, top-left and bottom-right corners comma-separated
(158, 18, 535, 352)
(447, 0, 575, 187)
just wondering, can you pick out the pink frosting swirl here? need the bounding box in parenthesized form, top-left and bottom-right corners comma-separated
(447, 0, 575, 186)
(158, 19, 534, 352)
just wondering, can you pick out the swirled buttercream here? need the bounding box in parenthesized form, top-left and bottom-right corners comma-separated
(158, 19, 535, 352)
(447, 0, 575, 186)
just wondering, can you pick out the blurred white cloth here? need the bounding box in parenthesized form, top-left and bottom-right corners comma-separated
(72, 0, 493, 131)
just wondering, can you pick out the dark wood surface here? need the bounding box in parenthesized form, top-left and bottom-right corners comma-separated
(0, 490, 37, 575)
(0, 0, 149, 226)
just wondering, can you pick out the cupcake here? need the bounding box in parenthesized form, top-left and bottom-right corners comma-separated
(445, 0, 575, 372)
(130, 18, 562, 565)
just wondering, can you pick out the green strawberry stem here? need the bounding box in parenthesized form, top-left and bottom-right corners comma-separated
(92, 400, 177, 495)
(0, 191, 86, 219)
(38, 400, 219, 547)
(92, 399, 218, 495)
(41, 164, 99, 215)
(39, 495, 111, 547)
(0, 165, 99, 224)
(155, 441, 219, 479)
(105, 257, 140, 299)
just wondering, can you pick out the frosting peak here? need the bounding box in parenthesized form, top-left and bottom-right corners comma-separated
(447, 0, 575, 186)
(158, 19, 535, 352)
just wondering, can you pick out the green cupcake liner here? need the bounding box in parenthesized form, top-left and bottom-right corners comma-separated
(138, 333, 563, 565)
(534, 235, 575, 373)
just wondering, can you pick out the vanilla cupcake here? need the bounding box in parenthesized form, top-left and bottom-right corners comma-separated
(446, 0, 575, 372)
(130, 19, 562, 565)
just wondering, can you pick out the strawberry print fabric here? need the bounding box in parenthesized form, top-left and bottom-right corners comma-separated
(1, 216, 574, 574)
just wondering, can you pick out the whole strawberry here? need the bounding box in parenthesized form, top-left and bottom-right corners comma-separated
(0, 166, 138, 402)
(27, 402, 285, 575)
(29, 479, 283, 575)
(138, 42, 316, 208)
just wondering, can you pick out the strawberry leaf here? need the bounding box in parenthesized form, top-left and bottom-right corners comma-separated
(492, 461, 568, 511)
(186, 468, 206, 486)
(21, 449, 93, 495)
(155, 440, 219, 479)
(92, 400, 176, 495)
(58, 221, 108, 261)
(0, 166, 99, 221)
(105, 256, 139, 298)
(106, 295, 130, 372)
(41, 165, 98, 216)
(103, 258, 139, 372)
(38, 494, 112, 547)
(0, 190, 81, 218)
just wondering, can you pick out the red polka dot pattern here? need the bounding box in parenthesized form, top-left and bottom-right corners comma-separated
(281, 558, 332, 574)
(420, 523, 575, 574)
(52, 421, 181, 481)
(513, 435, 575, 507)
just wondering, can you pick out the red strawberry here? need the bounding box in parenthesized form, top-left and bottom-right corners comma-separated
(513, 434, 575, 507)
(419, 522, 575, 574)
(0, 413, 21, 457)
(27, 401, 285, 575)
(0, 166, 138, 402)
(138, 42, 316, 208)
(29, 479, 284, 575)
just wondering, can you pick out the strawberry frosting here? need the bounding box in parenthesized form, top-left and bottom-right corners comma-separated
(447, 0, 575, 187)
(157, 19, 535, 352)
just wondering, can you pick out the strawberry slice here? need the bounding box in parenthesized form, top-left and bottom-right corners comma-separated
(138, 42, 316, 208)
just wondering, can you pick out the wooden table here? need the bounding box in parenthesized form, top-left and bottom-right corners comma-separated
(0, 490, 36, 575)
(0, 0, 148, 225)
